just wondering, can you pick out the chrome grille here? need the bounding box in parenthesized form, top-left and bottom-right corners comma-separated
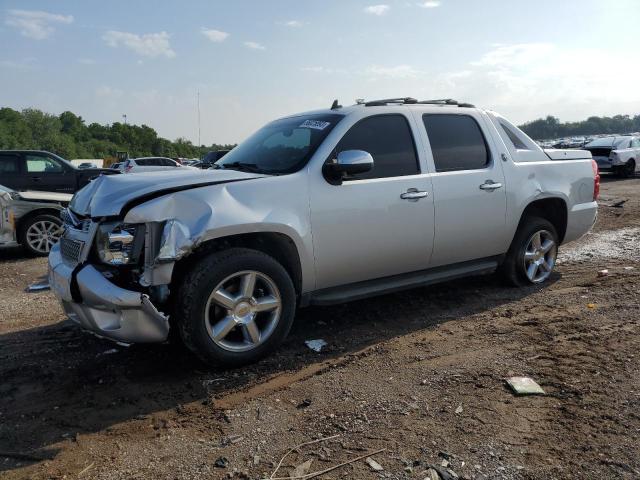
(60, 237, 85, 262)
(61, 208, 91, 232)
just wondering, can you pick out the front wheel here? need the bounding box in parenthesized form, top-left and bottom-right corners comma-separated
(175, 248, 296, 367)
(19, 214, 64, 256)
(620, 159, 636, 178)
(500, 216, 559, 286)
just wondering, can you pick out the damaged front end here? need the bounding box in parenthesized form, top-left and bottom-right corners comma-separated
(48, 211, 194, 344)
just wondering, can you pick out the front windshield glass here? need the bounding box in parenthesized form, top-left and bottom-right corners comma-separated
(216, 113, 343, 174)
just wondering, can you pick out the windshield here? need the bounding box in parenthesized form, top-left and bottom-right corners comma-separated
(216, 113, 343, 174)
(585, 137, 628, 148)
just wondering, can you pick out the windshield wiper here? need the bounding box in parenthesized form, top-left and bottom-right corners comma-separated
(219, 161, 265, 174)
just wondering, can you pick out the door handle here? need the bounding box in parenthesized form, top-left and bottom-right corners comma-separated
(400, 188, 429, 201)
(479, 180, 503, 191)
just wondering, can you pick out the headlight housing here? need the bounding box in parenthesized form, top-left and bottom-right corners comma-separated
(95, 222, 143, 265)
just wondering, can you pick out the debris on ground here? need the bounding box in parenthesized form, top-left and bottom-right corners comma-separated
(454, 405, 463, 414)
(292, 458, 314, 477)
(296, 398, 312, 409)
(506, 376, 546, 395)
(587, 303, 597, 309)
(610, 199, 627, 208)
(25, 276, 50, 292)
(365, 456, 384, 471)
(96, 348, 118, 357)
(598, 269, 609, 277)
(304, 339, 328, 352)
(214, 456, 229, 468)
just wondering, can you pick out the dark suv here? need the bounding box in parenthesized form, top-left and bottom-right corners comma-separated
(0, 150, 117, 193)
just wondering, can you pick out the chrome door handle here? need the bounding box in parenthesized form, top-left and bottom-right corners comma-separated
(400, 188, 429, 201)
(479, 180, 503, 191)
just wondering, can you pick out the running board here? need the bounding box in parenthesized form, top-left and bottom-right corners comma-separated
(306, 257, 501, 306)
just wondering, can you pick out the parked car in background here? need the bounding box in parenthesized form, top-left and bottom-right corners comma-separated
(1, 184, 70, 255)
(0, 150, 118, 193)
(121, 157, 198, 173)
(194, 150, 231, 169)
(49, 98, 598, 366)
(584, 136, 640, 177)
(110, 162, 123, 171)
(77, 162, 97, 169)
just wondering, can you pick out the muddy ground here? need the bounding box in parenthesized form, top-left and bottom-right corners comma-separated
(1, 176, 639, 480)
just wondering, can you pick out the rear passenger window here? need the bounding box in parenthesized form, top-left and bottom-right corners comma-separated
(336, 114, 419, 180)
(422, 114, 490, 172)
(0, 154, 20, 173)
(500, 123, 529, 150)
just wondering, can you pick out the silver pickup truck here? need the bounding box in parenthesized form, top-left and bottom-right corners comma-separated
(48, 98, 599, 366)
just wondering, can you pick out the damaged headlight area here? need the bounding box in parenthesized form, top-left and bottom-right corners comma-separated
(95, 222, 145, 265)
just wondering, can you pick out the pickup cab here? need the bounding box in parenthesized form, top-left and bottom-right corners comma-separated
(48, 98, 599, 366)
(0, 150, 117, 193)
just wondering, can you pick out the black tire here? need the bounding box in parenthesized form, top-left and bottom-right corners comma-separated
(500, 216, 559, 287)
(175, 248, 296, 367)
(18, 213, 63, 257)
(622, 159, 636, 178)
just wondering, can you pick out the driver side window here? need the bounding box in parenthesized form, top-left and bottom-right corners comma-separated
(336, 114, 419, 180)
(26, 154, 65, 173)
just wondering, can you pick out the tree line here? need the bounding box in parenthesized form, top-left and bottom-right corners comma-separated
(0, 107, 234, 161)
(518, 114, 640, 140)
(2, 106, 639, 157)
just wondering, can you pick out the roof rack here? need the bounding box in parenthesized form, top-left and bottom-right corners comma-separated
(362, 97, 475, 108)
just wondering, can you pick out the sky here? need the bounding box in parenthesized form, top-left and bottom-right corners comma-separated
(1, 0, 639, 145)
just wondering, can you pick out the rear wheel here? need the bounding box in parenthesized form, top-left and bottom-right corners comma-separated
(175, 248, 296, 367)
(19, 214, 63, 256)
(500, 216, 558, 286)
(618, 159, 636, 178)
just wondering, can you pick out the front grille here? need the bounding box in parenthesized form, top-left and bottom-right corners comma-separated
(60, 237, 85, 262)
(60, 209, 91, 232)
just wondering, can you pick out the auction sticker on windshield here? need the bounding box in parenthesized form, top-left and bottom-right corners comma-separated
(299, 120, 331, 130)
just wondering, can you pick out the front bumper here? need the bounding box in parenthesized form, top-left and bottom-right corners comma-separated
(48, 242, 169, 343)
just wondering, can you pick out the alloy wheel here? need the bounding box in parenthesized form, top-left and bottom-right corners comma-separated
(26, 220, 63, 254)
(204, 270, 282, 352)
(523, 229, 557, 283)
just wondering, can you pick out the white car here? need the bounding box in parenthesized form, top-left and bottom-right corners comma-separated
(121, 157, 197, 174)
(584, 136, 640, 177)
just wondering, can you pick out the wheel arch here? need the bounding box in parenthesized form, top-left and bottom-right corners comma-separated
(15, 208, 63, 234)
(515, 197, 568, 244)
(170, 231, 304, 298)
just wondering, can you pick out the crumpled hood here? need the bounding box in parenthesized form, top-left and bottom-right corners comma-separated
(70, 169, 265, 218)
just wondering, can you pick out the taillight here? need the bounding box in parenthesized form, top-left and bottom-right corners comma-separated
(591, 159, 600, 201)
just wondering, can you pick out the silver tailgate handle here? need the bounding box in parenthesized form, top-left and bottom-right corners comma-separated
(400, 188, 429, 201)
(479, 180, 503, 191)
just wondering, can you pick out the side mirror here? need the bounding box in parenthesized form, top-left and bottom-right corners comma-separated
(323, 150, 374, 185)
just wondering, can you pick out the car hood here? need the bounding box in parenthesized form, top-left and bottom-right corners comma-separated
(70, 169, 266, 218)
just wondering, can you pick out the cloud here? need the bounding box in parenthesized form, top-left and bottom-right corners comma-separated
(201, 28, 229, 42)
(0, 58, 37, 70)
(283, 20, 304, 27)
(78, 58, 96, 65)
(364, 5, 390, 16)
(95, 86, 123, 98)
(417, 1, 441, 7)
(366, 65, 419, 79)
(5, 9, 73, 40)
(244, 41, 266, 50)
(438, 43, 640, 123)
(103, 30, 176, 58)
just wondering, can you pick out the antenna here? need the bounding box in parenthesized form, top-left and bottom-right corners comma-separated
(197, 90, 201, 146)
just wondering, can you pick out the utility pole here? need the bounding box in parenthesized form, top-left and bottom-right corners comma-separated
(197, 90, 201, 146)
(122, 114, 127, 125)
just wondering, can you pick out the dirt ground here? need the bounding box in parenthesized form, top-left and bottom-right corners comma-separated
(1, 176, 639, 480)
